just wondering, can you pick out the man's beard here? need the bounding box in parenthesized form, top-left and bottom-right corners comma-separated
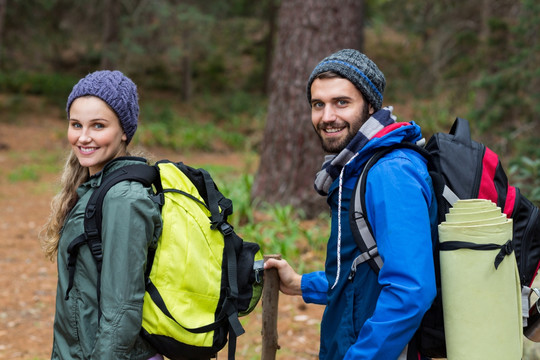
(316, 102, 371, 154)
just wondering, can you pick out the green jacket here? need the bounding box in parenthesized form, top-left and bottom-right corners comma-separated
(51, 157, 162, 360)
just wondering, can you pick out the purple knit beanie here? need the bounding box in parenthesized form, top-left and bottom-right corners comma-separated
(66, 70, 139, 144)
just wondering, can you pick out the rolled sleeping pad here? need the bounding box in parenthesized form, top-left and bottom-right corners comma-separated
(439, 199, 522, 360)
(447, 198, 500, 212)
(444, 212, 507, 225)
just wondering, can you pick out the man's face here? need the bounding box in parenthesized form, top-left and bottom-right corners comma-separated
(310, 77, 372, 154)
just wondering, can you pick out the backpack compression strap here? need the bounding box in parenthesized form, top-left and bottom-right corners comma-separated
(197, 166, 244, 359)
(65, 164, 159, 320)
(348, 142, 459, 278)
(440, 239, 514, 269)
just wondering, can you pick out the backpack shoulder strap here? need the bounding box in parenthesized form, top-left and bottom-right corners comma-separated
(84, 164, 159, 242)
(65, 164, 159, 319)
(348, 142, 432, 278)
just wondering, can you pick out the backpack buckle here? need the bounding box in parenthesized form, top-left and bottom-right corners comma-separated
(150, 193, 165, 206)
(218, 222, 234, 236)
(85, 204, 96, 218)
(253, 260, 264, 284)
(85, 229, 100, 241)
(88, 241, 103, 261)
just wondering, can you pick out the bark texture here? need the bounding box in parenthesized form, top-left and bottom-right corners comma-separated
(252, 0, 364, 217)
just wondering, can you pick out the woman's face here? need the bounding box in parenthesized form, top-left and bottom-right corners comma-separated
(67, 96, 127, 176)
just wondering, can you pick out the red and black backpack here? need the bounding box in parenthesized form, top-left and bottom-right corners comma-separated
(349, 117, 540, 358)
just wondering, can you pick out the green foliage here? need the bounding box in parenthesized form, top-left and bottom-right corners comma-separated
(137, 104, 219, 151)
(110, 1, 269, 96)
(470, 0, 540, 159)
(244, 205, 328, 273)
(255, 204, 304, 255)
(8, 165, 40, 182)
(220, 173, 257, 226)
(136, 91, 266, 152)
(0, 71, 78, 106)
(0, 94, 26, 121)
(137, 108, 222, 151)
(7, 151, 61, 183)
(198, 90, 267, 123)
(370, 0, 539, 192)
(407, 94, 469, 137)
(1, 0, 270, 100)
(509, 156, 540, 206)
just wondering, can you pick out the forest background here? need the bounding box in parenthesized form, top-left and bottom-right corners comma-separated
(0, 0, 539, 358)
(1, 0, 539, 210)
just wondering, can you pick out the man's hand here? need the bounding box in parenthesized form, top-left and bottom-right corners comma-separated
(264, 258, 302, 296)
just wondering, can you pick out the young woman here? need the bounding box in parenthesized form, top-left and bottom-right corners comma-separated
(41, 70, 163, 360)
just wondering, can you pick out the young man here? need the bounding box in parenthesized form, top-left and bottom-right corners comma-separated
(264, 49, 438, 359)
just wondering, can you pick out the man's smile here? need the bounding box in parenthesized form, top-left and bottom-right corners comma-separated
(324, 127, 344, 133)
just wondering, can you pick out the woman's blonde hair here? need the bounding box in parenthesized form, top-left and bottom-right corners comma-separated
(41, 150, 89, 261)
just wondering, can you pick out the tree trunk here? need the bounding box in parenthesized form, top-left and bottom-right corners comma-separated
(252, 0, 365, 218)
(262, 0, 279, 94)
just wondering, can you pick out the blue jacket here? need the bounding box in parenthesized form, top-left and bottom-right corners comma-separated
(302, 122, 437, 360)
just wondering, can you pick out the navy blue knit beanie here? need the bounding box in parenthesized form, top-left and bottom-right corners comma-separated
(307, 49, 386, 111)
(66, 70, 139, 144)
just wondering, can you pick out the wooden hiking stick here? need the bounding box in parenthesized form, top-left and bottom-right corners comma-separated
(261, 254, 281, 360)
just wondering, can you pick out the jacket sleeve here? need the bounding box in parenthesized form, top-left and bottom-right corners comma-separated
(344, 150, 437, 360)
(301, 271, 328, 305)
(91, 181, 162, 359)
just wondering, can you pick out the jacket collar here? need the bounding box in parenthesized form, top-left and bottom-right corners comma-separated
(84, 156, 147, 189)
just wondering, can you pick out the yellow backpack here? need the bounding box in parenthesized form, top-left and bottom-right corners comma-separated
(66, 158, 263, 360)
